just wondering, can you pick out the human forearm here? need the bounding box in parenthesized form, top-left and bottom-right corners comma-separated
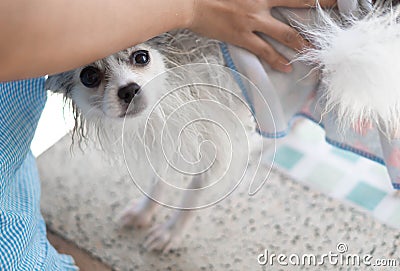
(1, 0, 338, 82)
(0, 0, 193, 81)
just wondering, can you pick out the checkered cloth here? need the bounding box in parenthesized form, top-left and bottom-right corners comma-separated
(0, 78, 78, 270)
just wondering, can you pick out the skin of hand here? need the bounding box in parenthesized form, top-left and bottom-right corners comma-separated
(0, 0, 336, 81)
(190, 0, 337, 73)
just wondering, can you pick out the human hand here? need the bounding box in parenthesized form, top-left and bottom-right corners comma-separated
(189, 0, 337, 73)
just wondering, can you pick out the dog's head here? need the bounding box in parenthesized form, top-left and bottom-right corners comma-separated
(46, 44, 167, 121)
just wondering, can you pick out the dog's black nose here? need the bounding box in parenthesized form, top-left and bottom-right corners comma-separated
(118, 83, 141, 104)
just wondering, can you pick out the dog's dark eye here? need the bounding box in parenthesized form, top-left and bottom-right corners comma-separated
(80, 66, 102, 88)
(131, 50, 150, 66)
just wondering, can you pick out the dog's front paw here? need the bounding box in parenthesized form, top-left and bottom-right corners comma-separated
(143, 219, 183, 253)
(117, 200, 154, 229)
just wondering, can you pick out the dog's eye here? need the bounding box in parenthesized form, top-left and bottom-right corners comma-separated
(131, 50, 150, 66)
(80, 66, 102, 88)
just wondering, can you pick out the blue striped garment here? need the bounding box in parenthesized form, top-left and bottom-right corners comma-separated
(0, 78, 78, 270)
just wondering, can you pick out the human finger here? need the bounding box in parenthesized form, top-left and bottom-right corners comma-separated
(257, 17, 310, 51)
(268, 0, 337, 8)
(241, 33, 293, 73)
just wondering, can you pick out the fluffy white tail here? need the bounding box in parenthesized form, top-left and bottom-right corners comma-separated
(298, 5, 400, 137)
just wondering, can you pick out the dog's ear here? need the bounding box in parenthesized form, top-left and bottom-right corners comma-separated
(45, 71, 76, 95)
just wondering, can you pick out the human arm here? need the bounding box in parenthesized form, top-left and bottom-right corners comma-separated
(0, 0, 336, 81)
(0, 0, 193, 81)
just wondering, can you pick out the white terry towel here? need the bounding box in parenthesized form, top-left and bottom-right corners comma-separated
(221, 0, 400, 189)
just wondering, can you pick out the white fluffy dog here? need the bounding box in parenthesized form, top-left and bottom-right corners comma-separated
(46, 1, 400, 252)
(46, 30, 262, 252)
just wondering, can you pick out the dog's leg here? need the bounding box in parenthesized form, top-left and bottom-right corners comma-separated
(143, 175, 204, 253)
(118, 177, 164, 229)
